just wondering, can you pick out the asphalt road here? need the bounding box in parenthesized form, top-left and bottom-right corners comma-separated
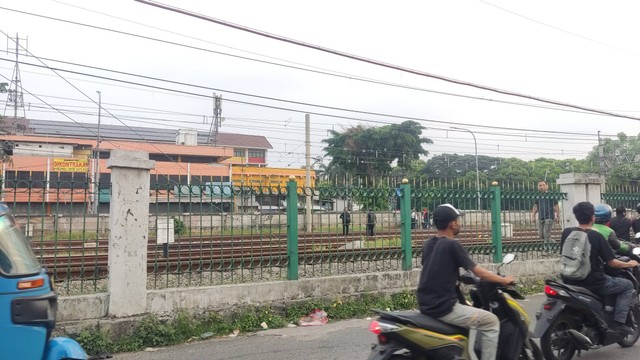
(115, 294, 640, 360)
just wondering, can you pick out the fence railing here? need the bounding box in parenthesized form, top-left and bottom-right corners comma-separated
(1, 178, 571, 294)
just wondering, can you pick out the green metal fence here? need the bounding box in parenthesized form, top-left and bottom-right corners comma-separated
(602, 184, 640, 214)
(1, 177, 572, 293)
(0, 178, 106, 296)
(499, 181, 567, 259)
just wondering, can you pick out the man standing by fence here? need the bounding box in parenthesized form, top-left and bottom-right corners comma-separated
(531, 181, 560, 249)
(340, 207, 351, 236)
(367, 209, 377, 236)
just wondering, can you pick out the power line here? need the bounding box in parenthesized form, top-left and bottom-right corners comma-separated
(1, 6, 636, 120)
(478, 0, 638, 56)
(3, 57, 614, 139)
(136, 0, 640, 122)
(0, 31, 195, 182)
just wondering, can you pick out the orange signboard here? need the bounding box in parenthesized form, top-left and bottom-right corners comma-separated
(53, 158, 89, 172)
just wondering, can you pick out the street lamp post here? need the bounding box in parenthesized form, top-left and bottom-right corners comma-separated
(451, 127, 481, 216)
(93, 91, 102, 215)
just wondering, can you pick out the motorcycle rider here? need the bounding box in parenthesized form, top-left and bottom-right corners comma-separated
(560, 202, 638, 333)
(417, 204, 515, 360)
(632, 203, 640, 243)
(593, 204, 634, 256)
(609, 205, 632, 241)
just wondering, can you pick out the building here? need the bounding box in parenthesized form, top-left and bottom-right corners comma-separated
(0, 119, 315, 214)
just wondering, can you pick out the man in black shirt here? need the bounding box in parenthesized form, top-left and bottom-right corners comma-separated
(531, 181, 560, 249)
(560, 202, 638, 331)
(339, 208, 350, 236)
(609, 205, 632, 241)
(417, 204, 515, 360)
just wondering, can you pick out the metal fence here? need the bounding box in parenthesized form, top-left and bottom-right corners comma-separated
(1, 177, 573, 294)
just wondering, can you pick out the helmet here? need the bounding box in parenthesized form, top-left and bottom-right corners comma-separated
(636, 203, 640, 213)
(594, 203, 612, 223)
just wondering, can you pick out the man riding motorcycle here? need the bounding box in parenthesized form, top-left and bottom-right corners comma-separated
(417, 204, 515, 360)
(593, 203, 634, 256)
(560, 202, 638, 334)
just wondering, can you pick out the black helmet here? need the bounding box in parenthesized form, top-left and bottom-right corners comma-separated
(636, 203, 640, 213)
(594, 203, 612, 223)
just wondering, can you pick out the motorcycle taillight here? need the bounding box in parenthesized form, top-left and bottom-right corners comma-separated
(544, 285, 558, 296)
(369, 321, 382, 335)
(378, 334, 389, 344)
(545, 285, 569, 298)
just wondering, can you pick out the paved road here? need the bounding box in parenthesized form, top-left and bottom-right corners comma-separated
(115, 294, 639, 359)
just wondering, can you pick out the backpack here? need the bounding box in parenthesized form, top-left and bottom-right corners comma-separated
(559, 230, 591, 281)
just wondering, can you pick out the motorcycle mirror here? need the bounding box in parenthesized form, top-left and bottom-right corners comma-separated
(502, 253, 516, 264)
(633, 247, 640, 256)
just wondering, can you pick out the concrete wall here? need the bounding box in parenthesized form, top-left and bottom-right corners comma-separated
(57, 258, 557, 325)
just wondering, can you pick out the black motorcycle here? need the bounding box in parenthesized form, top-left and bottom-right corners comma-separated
(533, 247, 640, 360)
(367, 253, 541, 359)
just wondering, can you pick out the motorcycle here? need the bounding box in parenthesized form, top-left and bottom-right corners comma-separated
(0, 203, 87, 359)
(366, 253, 541, 359)
(533, 247, 640, 360)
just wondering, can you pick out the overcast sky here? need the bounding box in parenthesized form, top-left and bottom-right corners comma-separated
(1, 0, 639, 169)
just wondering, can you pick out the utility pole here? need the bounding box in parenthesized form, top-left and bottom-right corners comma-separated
(305, 114, 312, 232)
(598, 131, 605, 177)
(212, 93, 222, 146)
(451, 127, 482, 224)
(93, 91, 102, 215)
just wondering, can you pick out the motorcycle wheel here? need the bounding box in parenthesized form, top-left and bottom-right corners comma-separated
(541, 313, 578, 360)
(618, 305, 640, 347)
(519, 338, 543, 360)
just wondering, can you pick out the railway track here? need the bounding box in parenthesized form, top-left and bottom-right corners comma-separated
(38, 228, 561, 281)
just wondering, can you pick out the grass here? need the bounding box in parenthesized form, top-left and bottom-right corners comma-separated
(73, 282, 547, 357)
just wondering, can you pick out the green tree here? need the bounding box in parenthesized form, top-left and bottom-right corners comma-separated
(423, 154, 500, 179)
(322, 121, 431, 183)
(585, 132, 640, 185)
(0, 83, 7, 93)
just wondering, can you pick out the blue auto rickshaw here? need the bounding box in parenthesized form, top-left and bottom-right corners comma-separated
(0, 203, 87, 359)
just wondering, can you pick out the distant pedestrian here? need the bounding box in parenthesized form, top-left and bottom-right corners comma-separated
(422, 208, 430, 229)
(339, 207, 351, 236)
(609, 205, 632, 242)
(411, 208, 418, 229)
(367, 209, 377, 236)
(531, 181, 559, 250)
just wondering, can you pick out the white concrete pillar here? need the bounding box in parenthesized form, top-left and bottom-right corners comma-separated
(107, 150, 155, 317)
(557, 173, 603, 228)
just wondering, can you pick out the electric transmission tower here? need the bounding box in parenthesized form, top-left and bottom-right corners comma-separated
(3, 33, 28, 120)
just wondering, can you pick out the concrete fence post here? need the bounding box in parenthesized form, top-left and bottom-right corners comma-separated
(557, 173, 603, 228)
(107, 150, 155, 317)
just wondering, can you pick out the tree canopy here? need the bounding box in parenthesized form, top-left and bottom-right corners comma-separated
(320, 125, 640, 188)
(322, 121, 432, 182)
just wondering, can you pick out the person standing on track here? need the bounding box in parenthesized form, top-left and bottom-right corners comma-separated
(339, 207, 351, 236)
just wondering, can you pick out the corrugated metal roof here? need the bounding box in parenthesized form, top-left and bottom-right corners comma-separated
(26, 119, 273, 149)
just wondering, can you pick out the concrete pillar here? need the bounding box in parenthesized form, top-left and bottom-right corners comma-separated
(557, 173, 603, 228)
(107, 150, 155, 317)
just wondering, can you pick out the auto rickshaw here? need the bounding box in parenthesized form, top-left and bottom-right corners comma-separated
(0, 203, 87, 359)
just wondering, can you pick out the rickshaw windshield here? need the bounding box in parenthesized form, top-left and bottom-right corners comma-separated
(0, 214, 41, 276)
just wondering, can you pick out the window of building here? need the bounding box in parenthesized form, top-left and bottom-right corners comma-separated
(247, 149, 265, 158)
(234, 149, 245, 157)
